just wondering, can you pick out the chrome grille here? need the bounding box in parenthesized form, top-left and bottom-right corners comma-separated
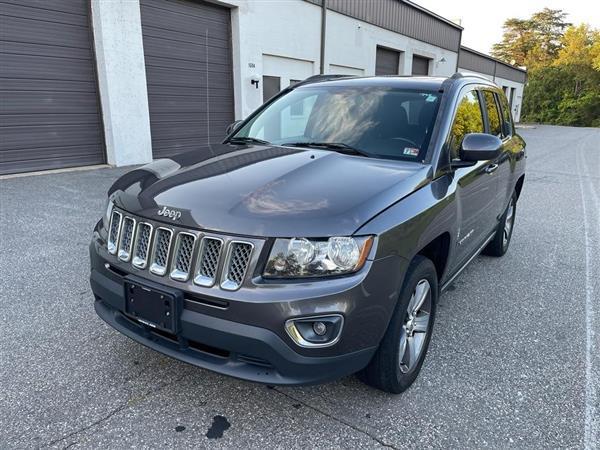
(221, 241, 253, 291)
(194, 237, 223, 287)
(117, 217, 135, 261)
(132, 222, 153, 269)
(107, 211, 122, 255)
(150, 228, 173, 276)
(170, 232, 196, 281)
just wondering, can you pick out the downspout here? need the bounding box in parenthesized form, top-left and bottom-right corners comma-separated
(320, 0, 327, 74)
(492, 61, 497, 83)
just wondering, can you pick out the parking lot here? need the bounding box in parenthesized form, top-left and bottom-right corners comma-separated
(1, 125, 598, 449)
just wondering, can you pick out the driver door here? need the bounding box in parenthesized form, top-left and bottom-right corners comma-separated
(448, 88, 499, 270)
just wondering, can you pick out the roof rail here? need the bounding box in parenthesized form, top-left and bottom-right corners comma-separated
(450, 72, 494, 82)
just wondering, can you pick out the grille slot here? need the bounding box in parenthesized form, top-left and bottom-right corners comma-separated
(132, 222, 153, 269)
(117, 217, 136, 261)
(149, 227, 173, 276)
(221, 241, 253, 291)
(194, 237, 223, 287)
(170, 232, 196, 281)
(107, 211, 122, 255)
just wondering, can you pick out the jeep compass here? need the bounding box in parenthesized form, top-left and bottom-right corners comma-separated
(90, 74, 526, 393)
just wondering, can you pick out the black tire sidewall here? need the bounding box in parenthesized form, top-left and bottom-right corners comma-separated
(368, 256, 438, 393)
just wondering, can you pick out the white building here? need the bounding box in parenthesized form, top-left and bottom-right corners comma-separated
(0, 0, 526, 175)
(457, 46, 526, 123)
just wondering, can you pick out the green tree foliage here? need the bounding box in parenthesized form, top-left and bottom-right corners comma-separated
(491, 8, 570, 69)
(493, 11, 599, 127)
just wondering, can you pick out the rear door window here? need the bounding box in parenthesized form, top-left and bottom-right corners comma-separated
(497, 92, 514, 137)
(482, 91, 502, 137)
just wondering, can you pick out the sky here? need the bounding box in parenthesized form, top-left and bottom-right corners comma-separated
(415, 0, 600, 54)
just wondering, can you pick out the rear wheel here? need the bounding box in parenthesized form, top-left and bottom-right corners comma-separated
(359, 256, 437, 394)
(483, 192, 516, 257)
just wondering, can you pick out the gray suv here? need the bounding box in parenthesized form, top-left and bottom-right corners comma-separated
(90, 73, 526, 393)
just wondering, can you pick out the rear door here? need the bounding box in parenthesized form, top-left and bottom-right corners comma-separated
(481, 90, 510, 219)
(447, 88, 499, 269)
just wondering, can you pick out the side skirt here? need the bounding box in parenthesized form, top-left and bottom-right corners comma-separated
(440, 232, 495, 292)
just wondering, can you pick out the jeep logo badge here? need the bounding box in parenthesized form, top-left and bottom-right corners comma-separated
(157, 206, 182, 221)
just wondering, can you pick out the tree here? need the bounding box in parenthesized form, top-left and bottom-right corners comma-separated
(491, 8, 570, 69)
(520, 25, 600, 127)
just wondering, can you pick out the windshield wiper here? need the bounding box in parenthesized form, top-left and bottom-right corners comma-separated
(228, 136, 270, 145)
(280, 141, 371, 157)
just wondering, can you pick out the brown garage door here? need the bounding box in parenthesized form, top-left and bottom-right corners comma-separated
(0, 0, 105, 175)
(140, 0, 235, 159)
(412, 55, 431, 76)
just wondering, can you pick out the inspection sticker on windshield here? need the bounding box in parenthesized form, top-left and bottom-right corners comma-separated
(403, 147, 420, 157)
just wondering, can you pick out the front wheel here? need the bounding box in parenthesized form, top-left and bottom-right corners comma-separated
(483, 192, 516, 257)
(359, 256, 438, 394)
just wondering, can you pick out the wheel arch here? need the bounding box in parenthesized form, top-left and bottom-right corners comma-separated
(414, 232, 451, 284)
(515, 174, 525, 200)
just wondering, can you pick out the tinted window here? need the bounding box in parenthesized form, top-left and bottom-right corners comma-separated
(483, 91, 502, 137)
(497, 92, 514, 137)
(234, 86, 441, 161)
(448, 90, 484, 160)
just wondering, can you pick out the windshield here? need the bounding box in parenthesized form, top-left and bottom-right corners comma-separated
(232, 85, 441, 161)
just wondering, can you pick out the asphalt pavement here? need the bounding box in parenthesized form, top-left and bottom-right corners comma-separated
(1, 125, 598, 449)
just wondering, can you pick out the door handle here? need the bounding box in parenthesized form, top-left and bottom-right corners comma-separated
(485, 163, 499, 174)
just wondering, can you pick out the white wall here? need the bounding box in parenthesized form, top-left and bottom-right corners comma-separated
(225, 0, 322, 118)
(225, 1, 459, 118)
(325, 10, 458, 78)
(457, 68, 524, 122)
(91, 0, 153, 166)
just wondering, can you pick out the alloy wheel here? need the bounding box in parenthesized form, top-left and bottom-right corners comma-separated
(503, 199, 515, 248)
(399, 279, 432, 374)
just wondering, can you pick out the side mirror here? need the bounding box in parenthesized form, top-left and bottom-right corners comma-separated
(225, 120, 243, 136)
(460, 133, 502, 161)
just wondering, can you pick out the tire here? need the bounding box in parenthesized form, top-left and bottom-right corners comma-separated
(483, 192, 516, 257)
(359, 255, 438, 394)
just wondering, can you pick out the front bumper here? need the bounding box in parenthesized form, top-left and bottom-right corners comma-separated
(90, 227, 407, 385)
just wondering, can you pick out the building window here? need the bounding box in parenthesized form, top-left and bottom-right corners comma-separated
(412, 55, 430, 76)
(376, 46, 401, 75)
(262, 76, 281, 103)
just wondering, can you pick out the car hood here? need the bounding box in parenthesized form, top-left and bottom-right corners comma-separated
(110, 144, 431, 237)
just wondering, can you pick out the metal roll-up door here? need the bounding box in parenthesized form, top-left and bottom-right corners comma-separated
(140, 0, 235, 159)
(412, 55, 431, 76)
(376, 47, 400, 76)
(0, 0, 105, 175)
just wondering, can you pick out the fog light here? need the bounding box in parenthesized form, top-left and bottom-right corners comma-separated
(313, 321, 327, 336)
(284, 315, 344, 348)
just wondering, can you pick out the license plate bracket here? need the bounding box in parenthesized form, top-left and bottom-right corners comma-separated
(124, 276, 182, 334)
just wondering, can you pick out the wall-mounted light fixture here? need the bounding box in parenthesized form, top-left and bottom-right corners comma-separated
(250, 75, 260, 89)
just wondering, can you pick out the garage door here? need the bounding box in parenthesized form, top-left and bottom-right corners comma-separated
(140, 0, 235, 159)
(375, 47, 400, 76)
(412, 55, 431, 76)
(0, 0, 105, 175)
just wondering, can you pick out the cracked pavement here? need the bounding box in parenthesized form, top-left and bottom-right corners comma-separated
(1, 125, 598, 449)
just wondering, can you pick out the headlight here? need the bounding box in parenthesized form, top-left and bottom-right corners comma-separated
(103, 197, 115, 230)
(263, 236, 373, 278)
